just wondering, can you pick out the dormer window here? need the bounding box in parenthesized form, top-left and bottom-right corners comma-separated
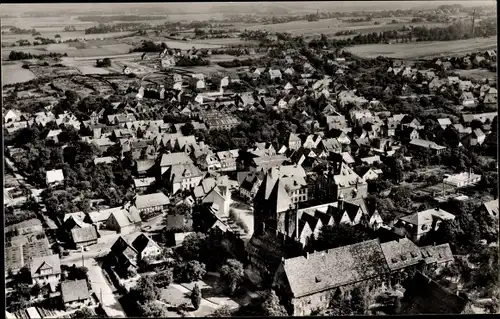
(315, 276, 321, 283)
(391, 258, 398, 264)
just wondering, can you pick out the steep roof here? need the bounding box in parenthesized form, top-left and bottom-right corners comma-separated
(71, 226, 98, 244)
(30, 254, 61, 277)
(282, 239, 387, 298)
(267, 178, 293, 213)
(160, 152, 192, 167)
(135, 193, 170, 209)
(61, 279, 90, 303)
(109, 209, 141, 228)
(131, 233, 159, 253)
(482, 199, 499, 218)
(381, 238, 423, 271)
(400, 208, 455, 226)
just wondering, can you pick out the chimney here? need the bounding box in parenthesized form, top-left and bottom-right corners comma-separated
(262, 222, 265, 233)
(338, 193, 344, 211)
(305, 251, 309, 259)
(295, 209, 299, 240)
(469, 167, 472, 179)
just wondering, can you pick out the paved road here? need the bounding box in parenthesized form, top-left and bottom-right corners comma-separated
(87, 261, 127, 318)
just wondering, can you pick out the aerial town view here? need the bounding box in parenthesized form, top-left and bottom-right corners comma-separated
(2, 1, 498, 317)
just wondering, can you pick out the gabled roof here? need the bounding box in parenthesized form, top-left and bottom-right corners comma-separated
(281, 239, 387, 298)
(381, 238, 423, 271)
(108, 209, 141, 228)
(400, 208, 455, 226)
(30, 254, 61, 277)
(71, 226, 98, 244)
(268, 178, 293, 213)
(131, 233, 159, 253)
(160, 152, 193, 167)
(482, 199, 499, 218)
(134, 193, 170, 209)
(61, 279, 90, 303)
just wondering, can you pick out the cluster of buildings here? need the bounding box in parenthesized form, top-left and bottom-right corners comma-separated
(2, 36, 497, 317)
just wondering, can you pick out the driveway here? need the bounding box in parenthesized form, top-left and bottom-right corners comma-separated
(87, 262, 127, 318)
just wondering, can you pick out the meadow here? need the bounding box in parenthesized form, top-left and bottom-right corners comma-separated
(455, 69, 497, 83)
(345, 37, 498, 59)
(2, 62, 37, 85)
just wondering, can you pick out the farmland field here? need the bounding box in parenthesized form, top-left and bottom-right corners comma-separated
(455, 69, 497, 83)
(2, 62, 37, 85)
(239, 17, 450, 37)
(345, 37, 497, 59)
(1, 30, 134, 45)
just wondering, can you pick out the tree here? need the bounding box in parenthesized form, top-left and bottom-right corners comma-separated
(175, 260, 206, 283)
(138, 301, 169, 317)
(191, 283, 202, 310)
(220, 259, 245, 295)
(181, 232, 207, 260)
(315, 223, 370, 251)
(261, 290, 288, 316)
(130, 275, 161, 303)
(153, 268, 173, 288)
(102, 58, 111, 67)
(72, 307, 94, 318)
(181, 122, 195, 135)
(208, 305, 233, 317)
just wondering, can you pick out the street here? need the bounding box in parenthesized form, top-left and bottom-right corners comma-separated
(87, 260, 127, 318)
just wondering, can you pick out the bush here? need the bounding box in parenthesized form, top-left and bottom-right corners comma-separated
(174, 260, 206, 283)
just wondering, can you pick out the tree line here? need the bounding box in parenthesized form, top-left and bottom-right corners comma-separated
(8, 51, 67, 61)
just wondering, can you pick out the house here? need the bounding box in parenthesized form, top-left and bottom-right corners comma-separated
(287, 133, 302, 151)
(197, 153, 221, 171)
(437, 118, 452, 130)
(483, 88, 497, 104)
(409, 139, 446, 155)
(132, 192, 171, 216)
(380, 238, 423, 273)
(272, 239, 388, 316)
(217, 150, 239, 171)
(46, 129, 62, 143)
(5, 219, 44, 236)
(105, 208, 142, 234)
(462, 112, 497, 124)
(319, 138, 342, 154)
(479, 199, 499, 219)
(131, 233, 163, 263)
(360, 168, 381, 181)
(269, 69, 282, 80)
(46, 169, 64, 186)
(461, 129, 486, 147)
(166, 163, 204, 194)
(395, 208, 455, 243)
(159, 152, 193, 175)
(202, 185, 232, 219)
(459, 92, 475, 106)
(360, 155, 381, 166)
(61, 279, 91, 310)
(133, 177, 156, 192)
(301, 134, 322, 149)
(70, 226, 99, 249)
(443, 170, 481, 188)
(239, 171, 265, 200)
(398, 127, 420, 141)
(29, 254, 61, 286)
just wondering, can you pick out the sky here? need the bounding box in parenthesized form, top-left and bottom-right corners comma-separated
(2, 1, 496, 16)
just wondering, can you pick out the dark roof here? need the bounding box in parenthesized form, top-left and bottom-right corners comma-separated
(282, 239, 388, 298)
(61, 279, 90, 303)
(401, 272, 468, 314)
(131, 233, 156, 253)
(71, 226, 98, 244)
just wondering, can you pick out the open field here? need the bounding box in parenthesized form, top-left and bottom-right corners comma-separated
(239, 17, 449, 37)
(1, 30, 134, 45)
(455, 68, 497, 83)
(2, 62, 37, 85)
(2, 40, 134, 59)
(345, 37, 497, 59)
